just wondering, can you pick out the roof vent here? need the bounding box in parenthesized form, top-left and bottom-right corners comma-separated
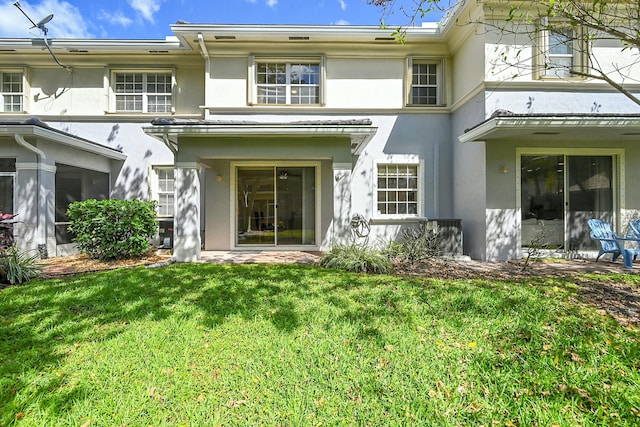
(149, 50, 170, 54)
(374, 37, 395, 41)
(214, 35, 236, 40)
(289, 36, 310, 41)
(68, 49, 88, 53)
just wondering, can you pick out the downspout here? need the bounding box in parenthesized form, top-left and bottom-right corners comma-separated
(14, 133, 47, 252)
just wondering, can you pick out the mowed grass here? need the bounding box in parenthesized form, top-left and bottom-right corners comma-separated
(1, 264, 639, 426)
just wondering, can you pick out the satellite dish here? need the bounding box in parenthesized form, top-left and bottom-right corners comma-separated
(34, 14, 54, 32)
(13, 2, 71, 71)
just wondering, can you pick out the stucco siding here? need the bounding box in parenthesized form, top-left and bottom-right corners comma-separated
(452, 92, 487, 259)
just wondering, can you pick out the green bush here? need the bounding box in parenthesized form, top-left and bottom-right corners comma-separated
(320, 244, 392, 274)
(67, 199, 158, 260)
(0, 245, 41, 285)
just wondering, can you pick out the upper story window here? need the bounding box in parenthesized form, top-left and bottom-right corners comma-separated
(112, 71, 173, 113)
(376, 163, 420, 217)
(250, 57, 324, 105)
(407, 58, 444, 106)
(1, 72, 24, 113)
(537, 20, 587, 79)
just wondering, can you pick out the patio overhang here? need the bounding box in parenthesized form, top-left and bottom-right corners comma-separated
(143, 118, 378, 156)
(459, 113, 640, 143)
(0, 118, 126, 160)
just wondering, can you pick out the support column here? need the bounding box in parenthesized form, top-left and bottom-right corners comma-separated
(15, 162, 56, 255)
(330, 162, 352, 247)
(174, 162, 201, 262)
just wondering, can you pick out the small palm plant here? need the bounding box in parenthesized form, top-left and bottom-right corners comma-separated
(0, 212, 41, 285)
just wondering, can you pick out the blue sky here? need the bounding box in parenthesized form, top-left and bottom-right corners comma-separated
(0, 0, 446, 40)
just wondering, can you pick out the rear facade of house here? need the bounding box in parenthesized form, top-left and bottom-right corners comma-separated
(1, 1, 639, 262)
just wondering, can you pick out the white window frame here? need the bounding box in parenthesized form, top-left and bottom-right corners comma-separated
(373, 159, 423, 219)
(406, 58, 445, 107)
(1, 70, 25, 113)
(248, 56, 325, 106)
(151, 166, 175, 218)
(109, 69, 175, 113)
(536, 19, 587, 79)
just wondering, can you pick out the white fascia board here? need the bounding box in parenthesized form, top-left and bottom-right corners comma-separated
(145, 123, 378, 138)
(0, 38, 188, 52)
(144, 124, 378, 153)
(171, 24, 442, 42)
(1, 125, 126, 160)
(459, 116, 640, 143)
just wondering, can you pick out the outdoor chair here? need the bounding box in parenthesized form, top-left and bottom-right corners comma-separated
(588, 219, 640, 268)
(629, 219, 640, 238)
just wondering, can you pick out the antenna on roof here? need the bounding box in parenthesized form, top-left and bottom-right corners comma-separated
(13, 1, 72, 72)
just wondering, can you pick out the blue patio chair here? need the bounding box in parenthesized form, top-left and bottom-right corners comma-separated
(629, 218, 640, 239)
(588, 219, 622, 262)
(588, 219, 640, 268)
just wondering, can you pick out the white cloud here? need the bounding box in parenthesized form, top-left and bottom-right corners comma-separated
(128, 0, 162, 23)
(339, 0, 346, 11)
(332, 19, 350, 25)
(98, 10, 133, 28)
(246, 0, 257, 3)
(0, 0, 92, 38)
(266, 0, 277, 8)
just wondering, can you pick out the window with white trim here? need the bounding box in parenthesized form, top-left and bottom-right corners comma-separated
(113, 71, 173, 113)
(376, 164, 419, 216)
(251, 58, 323, 105)
(1, 72, 23, 112)
(153, 167, 174, 217)
(408, 59, 444, 106)
(537, 21, 586, 79)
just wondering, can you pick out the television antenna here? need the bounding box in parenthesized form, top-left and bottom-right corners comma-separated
(13, 1, 72, 71)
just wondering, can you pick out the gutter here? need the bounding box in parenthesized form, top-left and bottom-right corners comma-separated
(14, 133, 46, 160)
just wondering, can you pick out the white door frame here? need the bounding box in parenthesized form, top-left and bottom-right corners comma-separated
(230, 160, 321, 250)
(516, 148, 625, 250)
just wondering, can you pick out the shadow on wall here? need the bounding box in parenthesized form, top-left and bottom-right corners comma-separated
(486, 209, 518, 261)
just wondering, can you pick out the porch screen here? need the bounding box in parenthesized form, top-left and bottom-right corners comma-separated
(55, 164, 109, 244)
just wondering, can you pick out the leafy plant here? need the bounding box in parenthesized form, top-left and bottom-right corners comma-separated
(0, 212, 16, 250)
(0, 244, 41, 285)
(385, 222, 442, 264)
(67, 199, 158, 260)
(320, 244, 392, 274)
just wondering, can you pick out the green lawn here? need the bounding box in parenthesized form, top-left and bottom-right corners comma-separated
(1, 264, 639, 426)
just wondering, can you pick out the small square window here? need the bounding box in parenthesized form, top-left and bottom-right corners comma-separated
(1, 72, 23, 112)
(253, 59, 322, 105)
(376, 164, 419, 216)
(113, 72, 173, 112)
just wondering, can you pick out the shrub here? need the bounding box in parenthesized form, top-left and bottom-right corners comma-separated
(0, 244, 41, 285)
(385, 223, 441, 264)
(0, 212, 16, 250)
(67, 199, 158, 260)
(320, 244, 392, 274)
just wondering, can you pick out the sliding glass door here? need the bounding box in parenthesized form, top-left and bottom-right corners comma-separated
(521, 154, 614, 251)
(236, 166, 316, 247)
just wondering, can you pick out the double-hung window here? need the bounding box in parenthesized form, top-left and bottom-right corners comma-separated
(153, 167, 175, 217)
(537, 20, 586, 79)
(251, 58, 323, 105)
(376, 164, 420, 216)
(113, 71, 173, 113)
(407, 58, 444, 106)
(1, 72, 24, 112)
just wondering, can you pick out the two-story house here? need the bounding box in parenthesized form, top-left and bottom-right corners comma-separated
(1, 0, 639, 262)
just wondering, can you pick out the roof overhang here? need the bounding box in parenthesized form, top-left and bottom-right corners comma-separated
(0, 120, 126, 160)
(144, 119, 378, 155)
(459, 114, 640, 143)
